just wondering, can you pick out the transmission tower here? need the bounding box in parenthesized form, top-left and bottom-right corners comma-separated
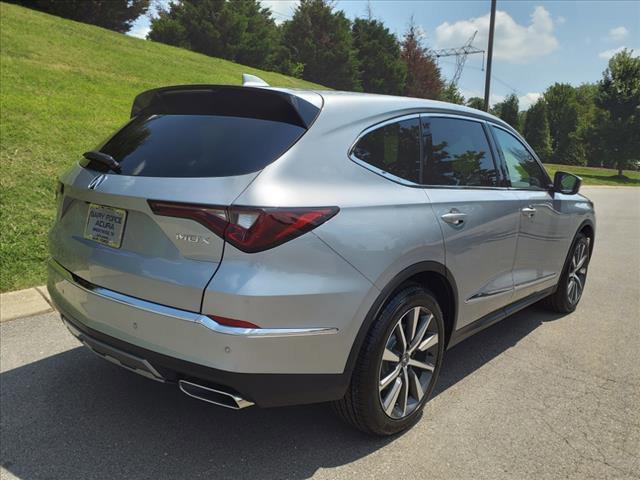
(434, 31, 485, 86)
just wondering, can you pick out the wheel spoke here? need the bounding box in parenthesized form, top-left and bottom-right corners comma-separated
(409, 314, 432, 353)
(383, 348, 400, 363)
(575, 253, 587, 271)
(379, 364, 402, 391)
(408, 358, 435, 372)
(383, 378, 402, 415)
(400, 368, 409, 416)
(573, 274, 583, 297)
(406, 307, 420, 341)
(395, 322, 407, 353)
(408, 368, 424, 402)
(418, 333, 439, 352)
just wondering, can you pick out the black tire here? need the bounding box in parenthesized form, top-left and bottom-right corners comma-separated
(542, 232, 591, 313)
(333, 285, 445, 436)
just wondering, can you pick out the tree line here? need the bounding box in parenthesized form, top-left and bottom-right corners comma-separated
(488, 50, 639, 175)
(10, 0, 640, 174)
(146, 0, 459, 102)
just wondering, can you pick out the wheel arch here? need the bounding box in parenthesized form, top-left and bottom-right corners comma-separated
(343, 261, 458, 378)
(578, 219, 595, 257)
(554, 219, 596, 294)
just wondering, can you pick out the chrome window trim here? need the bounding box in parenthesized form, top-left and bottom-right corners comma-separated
(49, 259, 338, 338)
(349, 111, 509, 190)
(348, 113, 424, 188)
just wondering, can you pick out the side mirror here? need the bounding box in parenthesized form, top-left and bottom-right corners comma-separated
(553, 171, 581, 195)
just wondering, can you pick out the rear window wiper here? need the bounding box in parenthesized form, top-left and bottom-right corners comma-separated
(83, 151, 121, 174)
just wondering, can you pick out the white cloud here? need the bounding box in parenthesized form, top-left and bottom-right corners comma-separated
(598, 46, 639, 59)
(435, 6, 559, 64)
(260, 0, 299, 24)
(607, 26, 629, 42)
(519, 92, 542, 110)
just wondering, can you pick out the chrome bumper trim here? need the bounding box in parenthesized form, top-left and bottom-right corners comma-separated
(49, 259, 338, 338)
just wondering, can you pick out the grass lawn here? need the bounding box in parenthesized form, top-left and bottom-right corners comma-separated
(0, 3, 322, 292)
(543, 164, 640, 187)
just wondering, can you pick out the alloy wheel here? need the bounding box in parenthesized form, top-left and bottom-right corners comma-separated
(567, 240, 589, 305)
(378, 306, 439, 419)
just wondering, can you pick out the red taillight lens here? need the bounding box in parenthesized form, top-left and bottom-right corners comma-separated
(148, 201, 338, 253)
(147, 201, 228, 237)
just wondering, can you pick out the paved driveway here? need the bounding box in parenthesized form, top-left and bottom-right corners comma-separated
(1, 187, 639, 480)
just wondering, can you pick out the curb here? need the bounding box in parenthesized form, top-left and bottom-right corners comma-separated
(581, 185, 639, 189)
(0, 286, 54, 323)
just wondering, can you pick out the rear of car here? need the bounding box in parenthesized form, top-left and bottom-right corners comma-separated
(47, 85, 373, 407)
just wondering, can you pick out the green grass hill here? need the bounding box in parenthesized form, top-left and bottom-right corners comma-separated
(0, 2, 322, 292)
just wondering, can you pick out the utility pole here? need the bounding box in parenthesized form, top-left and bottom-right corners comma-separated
(484, 0, 497, 111)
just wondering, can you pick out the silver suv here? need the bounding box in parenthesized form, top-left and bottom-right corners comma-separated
(48, 78, 595, 435)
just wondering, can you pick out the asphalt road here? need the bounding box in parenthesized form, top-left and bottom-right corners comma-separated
(1, 187, 639, 480)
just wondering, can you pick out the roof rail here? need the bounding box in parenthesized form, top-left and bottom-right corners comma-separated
(242, 73, 269, 87)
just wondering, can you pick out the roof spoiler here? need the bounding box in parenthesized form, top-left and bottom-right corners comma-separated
(130, 84, 320, 128)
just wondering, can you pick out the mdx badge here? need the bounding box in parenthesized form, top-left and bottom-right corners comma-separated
(176, 233, 211, 245)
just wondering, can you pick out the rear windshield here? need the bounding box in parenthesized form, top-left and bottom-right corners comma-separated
(84, 114, 306, 177)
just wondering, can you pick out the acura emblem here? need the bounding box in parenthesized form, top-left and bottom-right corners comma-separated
(88, 174, 107, 190)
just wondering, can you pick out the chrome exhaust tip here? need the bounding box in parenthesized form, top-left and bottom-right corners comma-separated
(178, 379, 254, 410)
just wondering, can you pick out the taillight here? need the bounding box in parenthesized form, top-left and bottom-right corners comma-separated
(148, 201, 338, 253)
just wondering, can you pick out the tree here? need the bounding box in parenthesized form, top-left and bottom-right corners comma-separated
(594, 49, 640, 176)
(440, 83, 464, 105)
(282, 0, 360, 90)
(466, 97, 485, 110)
(544, 83, 580, 164)
(148, 0, 280, 71)
(523, 99, 552, 162)
(400, 21, 444, 99)
(573, 83, 599, 166)
(493, 93, 519, 129)
(11, 0, 149, 33)
(352, 18, 406, 95)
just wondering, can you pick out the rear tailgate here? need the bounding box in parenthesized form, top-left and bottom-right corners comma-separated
(50, 168, 257, 311)
(49, 84, 322, 312)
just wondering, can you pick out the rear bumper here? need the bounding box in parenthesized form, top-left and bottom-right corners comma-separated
(59, 311, 348, 407)
(47, 259, 350, 407)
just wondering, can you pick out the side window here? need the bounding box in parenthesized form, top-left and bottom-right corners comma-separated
(352, 117, 421, 184)
(421, 117, 498, 187)
(492, 127, 548, 189)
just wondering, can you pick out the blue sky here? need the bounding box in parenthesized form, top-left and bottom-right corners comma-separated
(129, 1, 640, 109)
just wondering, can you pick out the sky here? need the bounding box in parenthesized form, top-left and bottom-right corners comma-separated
(129, 1, 640, 109)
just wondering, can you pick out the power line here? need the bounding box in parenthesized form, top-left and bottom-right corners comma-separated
(433, 31, 485, 87)
(437, 59, 522, 96)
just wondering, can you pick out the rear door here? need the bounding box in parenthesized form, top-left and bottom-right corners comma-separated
(49, 86, 320, 311)
(490, 125, 568, 300)
(421, 115, 520, 328)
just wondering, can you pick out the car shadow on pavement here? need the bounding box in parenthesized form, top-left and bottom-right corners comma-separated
(0, 305, 563, 480)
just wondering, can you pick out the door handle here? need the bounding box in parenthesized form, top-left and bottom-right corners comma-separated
(441, 211, 467, 225)
(521, 206, 536, 218)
